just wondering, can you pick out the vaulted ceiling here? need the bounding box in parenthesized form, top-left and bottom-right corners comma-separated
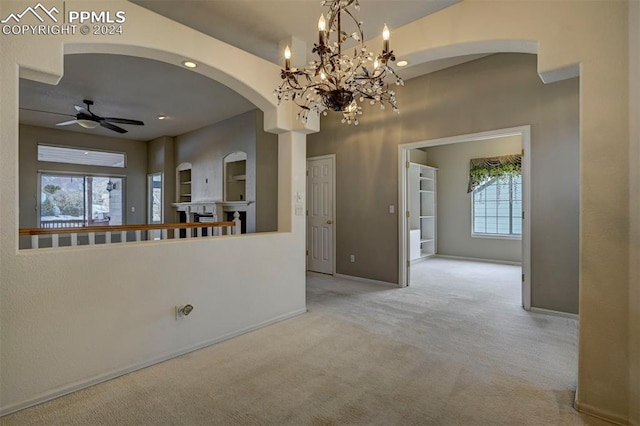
(131, 0, 458, 65)
(19, 0, 482, 141)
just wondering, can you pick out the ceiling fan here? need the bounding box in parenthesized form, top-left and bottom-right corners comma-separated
(52, 100, 145, 134)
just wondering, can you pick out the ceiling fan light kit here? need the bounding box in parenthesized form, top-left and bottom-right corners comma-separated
(274, 0, 404, 125)
(54, 99, 145, 134)
(76, 119, 99, 129)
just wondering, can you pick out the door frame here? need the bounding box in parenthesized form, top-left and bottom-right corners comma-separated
(398, 125, 532, 310)
(306, 154, 337, 275)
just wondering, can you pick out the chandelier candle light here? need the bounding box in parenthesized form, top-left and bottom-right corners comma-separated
(274, 0, 404, 125)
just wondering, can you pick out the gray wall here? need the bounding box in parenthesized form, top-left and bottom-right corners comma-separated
(19, 124, 148, 228)
(174, 109, 278, 233)
(307, 53, 580, 314)
(147, 135, 176, 223)
(424, 135, 521, 263)
(255, 112, 278, 232)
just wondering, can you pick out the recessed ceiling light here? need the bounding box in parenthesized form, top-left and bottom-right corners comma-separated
(157, 115, 167, 120)
(182, 61, 197, 69)
(397, 60, 409, 67)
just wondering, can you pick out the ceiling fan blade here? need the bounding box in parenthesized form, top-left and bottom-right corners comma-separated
(56, 120, 78, 126)
(19, 107, 74, 118)
(74, 105, 90, 115)
(103, 117, 145, 126)
(100, 121, 127, 134)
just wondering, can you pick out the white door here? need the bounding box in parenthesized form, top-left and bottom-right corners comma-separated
(307, 156, 335, 274)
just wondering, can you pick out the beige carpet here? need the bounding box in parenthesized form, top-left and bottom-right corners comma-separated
(1, 258, 611, 425)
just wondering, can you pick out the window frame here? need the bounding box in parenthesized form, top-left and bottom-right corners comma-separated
(470, 174, 522, 240)
(37, 143, 127, 168)
(37, 171, 126, 228)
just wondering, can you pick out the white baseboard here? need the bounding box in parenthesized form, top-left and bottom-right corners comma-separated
(435, 254, 522, 266)
(0, 307, 308, 417)
(410, 256, 433, 265)
(334, 273, 398, 287)
(529, 307, 579, 320)
(574, 400, 629, 426)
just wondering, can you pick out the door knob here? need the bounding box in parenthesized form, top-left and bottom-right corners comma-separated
(326, 220, 333, 224)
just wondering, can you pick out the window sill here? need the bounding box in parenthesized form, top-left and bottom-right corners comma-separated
(471, 233, 521, 241)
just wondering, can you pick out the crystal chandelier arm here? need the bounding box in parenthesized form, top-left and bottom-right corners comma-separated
(341, 7, 364, 44)
(275, 0, 402, 125)
(324, 0, 359, 30)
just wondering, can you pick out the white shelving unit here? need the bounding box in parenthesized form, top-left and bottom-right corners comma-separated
(176, 162, 192, 203)
(409, 163, 437, 260)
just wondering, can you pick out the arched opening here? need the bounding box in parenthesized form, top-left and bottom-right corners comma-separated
(19, 51, 280, 243)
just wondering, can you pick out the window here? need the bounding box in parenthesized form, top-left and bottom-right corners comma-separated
(472, 174, 522, 237)
(148, 173, 163, 224)
(38, 144, 126, 168)
(39, 174, 124, 228)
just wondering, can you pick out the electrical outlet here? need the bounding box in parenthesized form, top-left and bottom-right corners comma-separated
(131, 206, 135, 213)
(175, 304, 194, 319)
(389, 205, 395, 214)
(350, 254, 355, 263)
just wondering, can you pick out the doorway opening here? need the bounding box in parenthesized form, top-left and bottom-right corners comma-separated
(398, 126, 531, 310)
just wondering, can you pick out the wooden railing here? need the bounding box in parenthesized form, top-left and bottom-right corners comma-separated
(19, 214, 241, 250)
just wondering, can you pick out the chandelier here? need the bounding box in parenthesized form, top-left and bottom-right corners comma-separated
(274, 0, 404, 126)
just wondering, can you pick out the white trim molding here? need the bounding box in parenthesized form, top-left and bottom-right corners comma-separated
(529, 307, 579, 321)
(334, 273, 398, 287)
(398, 126, 531, 311)
(435, 254, 521, 266)
(0, 308, 308, 417)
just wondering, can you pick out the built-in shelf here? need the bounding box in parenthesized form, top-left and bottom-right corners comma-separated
(224, 152, 247, 202)
(176, 163, 193, 207)
(409, 163, 437, 261)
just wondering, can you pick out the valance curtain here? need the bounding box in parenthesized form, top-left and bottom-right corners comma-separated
(467, 154, 522, 193)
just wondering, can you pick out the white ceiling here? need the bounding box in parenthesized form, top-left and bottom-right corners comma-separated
(131, 0, 459, 65)
(19, 54, 257, 141)
(19, 0, 477, 141)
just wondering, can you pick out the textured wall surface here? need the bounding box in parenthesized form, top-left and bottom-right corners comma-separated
(309, 54, 580, 314)
(19, 124, 148, 228)
(309, 0, 631, 420)
(1, 0, 306, 415)
(0, 0, 634, 423)
(424, 134, 523, 263)
(628, 2, 640, 425)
